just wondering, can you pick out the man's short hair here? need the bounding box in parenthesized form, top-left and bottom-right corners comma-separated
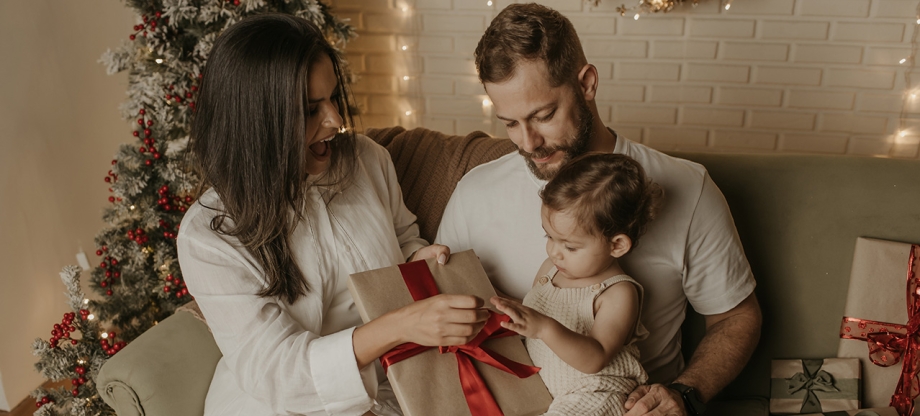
(474, 3, 587, 88)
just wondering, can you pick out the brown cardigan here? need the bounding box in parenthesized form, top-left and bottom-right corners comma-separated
(366, 126, 516, 244)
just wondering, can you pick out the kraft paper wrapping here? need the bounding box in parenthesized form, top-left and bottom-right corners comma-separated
(347, 250, 552, 416)
(837, 237, 920, 414)
(799, 407, 899, 416)
(770, 358, 860, 414)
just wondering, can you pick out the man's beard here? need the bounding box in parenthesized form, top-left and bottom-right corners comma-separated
(521, 98, 594, 181)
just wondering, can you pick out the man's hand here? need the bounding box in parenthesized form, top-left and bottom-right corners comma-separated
(624, 384, 687, 416)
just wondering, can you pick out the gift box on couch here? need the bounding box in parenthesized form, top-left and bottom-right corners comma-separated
(771, 358, 860, 414)
(837, 238, 920, 415)
(798, 408, 899, 416)
(347, 249, 552, 416)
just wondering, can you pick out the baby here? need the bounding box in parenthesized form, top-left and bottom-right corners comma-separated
(492, 152, 663, 416)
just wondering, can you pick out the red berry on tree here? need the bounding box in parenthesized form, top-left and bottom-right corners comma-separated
(139, 109, 146, 115)
(100, 281, 108, 288)
(96, 249, 103, 256)
(139, 147, 146, 153)
(137, 119, 143, 125)
(143, 31, 147, 37)
(154, 153, 161, 159)
(144, 128, 151, 136)
(72, 389, 79, 397)
(146, 120, 153, 126)
(186, 92, 193, 98)
(107, 290, 113, 296)
(133, 131, 139, 137)
(164, 286, 170, 292)
(145, 160, 153, 166)
(155, 11, 161, 18)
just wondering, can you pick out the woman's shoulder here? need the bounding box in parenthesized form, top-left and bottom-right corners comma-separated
(178, 189, 229, 243)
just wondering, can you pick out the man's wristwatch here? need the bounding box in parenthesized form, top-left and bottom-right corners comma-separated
(668, 383, 706, 416)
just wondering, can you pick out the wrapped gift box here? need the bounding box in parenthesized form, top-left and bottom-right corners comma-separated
(348, 250, 552, 416)
(771, 358, 860, 414)
(799, 408, 899, 416)
(837, 238, 920, 415)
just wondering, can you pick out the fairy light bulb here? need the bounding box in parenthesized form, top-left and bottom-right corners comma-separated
(634, 13, 640, 20)
(401, 45, 408, 51)
(482, 98, 492, 107)
(405, 110, 412, 116)
(101, 332, 109, 339)
(724, 3, 731, 10)
(403, 76, 410, 81)
(487, 0, 493, 5)
(901, 58, 908, 64)
(87, 314, 95, 321)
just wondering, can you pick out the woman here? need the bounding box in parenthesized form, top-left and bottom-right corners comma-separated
(177, 14, 488, 416)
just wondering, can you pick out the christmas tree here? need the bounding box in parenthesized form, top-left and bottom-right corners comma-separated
(31, 1, 355, 414)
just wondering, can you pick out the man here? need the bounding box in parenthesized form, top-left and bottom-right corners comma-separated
(435, 4, 762, 415)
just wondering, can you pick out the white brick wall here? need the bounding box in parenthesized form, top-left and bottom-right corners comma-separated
(334, 0, 920, 157)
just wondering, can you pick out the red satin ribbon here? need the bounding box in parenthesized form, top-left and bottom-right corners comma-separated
(380, 260, 541, 416)
(839, 245, 920, 416)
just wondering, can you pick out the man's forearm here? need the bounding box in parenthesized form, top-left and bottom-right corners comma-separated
(673, 294, 762, 402)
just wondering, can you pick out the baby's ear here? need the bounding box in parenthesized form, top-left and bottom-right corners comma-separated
(609, 234, 632, 258)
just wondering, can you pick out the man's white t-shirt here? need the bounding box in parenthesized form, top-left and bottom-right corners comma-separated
(435, 134, 756, 384)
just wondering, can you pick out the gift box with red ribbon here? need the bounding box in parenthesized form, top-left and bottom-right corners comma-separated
(838, 238, 920, 416)
(770, 358, 860, 414)
(799, 408, 899, 416)
(348, 250, 552, 416)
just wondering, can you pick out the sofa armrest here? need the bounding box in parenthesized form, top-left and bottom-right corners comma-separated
(95, 310, 222, 416)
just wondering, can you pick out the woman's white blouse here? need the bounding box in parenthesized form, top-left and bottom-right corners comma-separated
(177, 135, 427, 416)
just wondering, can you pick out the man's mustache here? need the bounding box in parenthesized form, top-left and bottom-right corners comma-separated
(519, 146, 565, 160)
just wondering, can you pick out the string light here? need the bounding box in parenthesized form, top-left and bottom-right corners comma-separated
(487, 0, 493, 5)
(403, 75, 411, 81)
(725, 3, 731, 10)
(895, 3, 920, 152)
(482, 98, 492, 107)
(129, 205, 136, 210)
(155, 59, 163, 64)
(87, 314, 95, 320)
(83, 298, 89, 305)
(101, 332, 109, 339)
(401, 45, 408, 51)
(405, 110, 412, 116)
(613, 0, 701, 18)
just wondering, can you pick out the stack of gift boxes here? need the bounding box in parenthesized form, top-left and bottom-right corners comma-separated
(347, 239, 920, 416)
(770, 238, 920, 416)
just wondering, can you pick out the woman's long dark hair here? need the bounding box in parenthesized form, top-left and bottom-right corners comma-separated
(190, 14, 357, 303)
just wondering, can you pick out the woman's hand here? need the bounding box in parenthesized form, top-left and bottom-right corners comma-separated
(490, 296, 556, 340)
(408, 244, 450, 264)
(394, 294, 490, 346)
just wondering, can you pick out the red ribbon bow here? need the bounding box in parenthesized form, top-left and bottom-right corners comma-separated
(380, 260, 541, 416)
(839, 244, 920, 416)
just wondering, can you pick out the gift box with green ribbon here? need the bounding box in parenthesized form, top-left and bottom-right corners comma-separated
(771, 358, 861, 414)
(799, 407, 898, 416)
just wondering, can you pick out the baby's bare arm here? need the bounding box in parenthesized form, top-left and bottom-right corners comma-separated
(539, 282, 639, 374)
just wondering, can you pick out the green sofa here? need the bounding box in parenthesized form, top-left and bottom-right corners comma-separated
(95, 127, 920, 415)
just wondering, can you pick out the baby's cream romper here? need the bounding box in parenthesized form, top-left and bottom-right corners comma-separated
(523, 266, 650, 416)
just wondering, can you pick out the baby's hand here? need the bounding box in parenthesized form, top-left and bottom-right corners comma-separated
(490, 296, 554, 339)
(409, 244, 450, 264)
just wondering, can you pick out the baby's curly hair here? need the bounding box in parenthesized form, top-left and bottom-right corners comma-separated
(540, 153, 664, 251)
